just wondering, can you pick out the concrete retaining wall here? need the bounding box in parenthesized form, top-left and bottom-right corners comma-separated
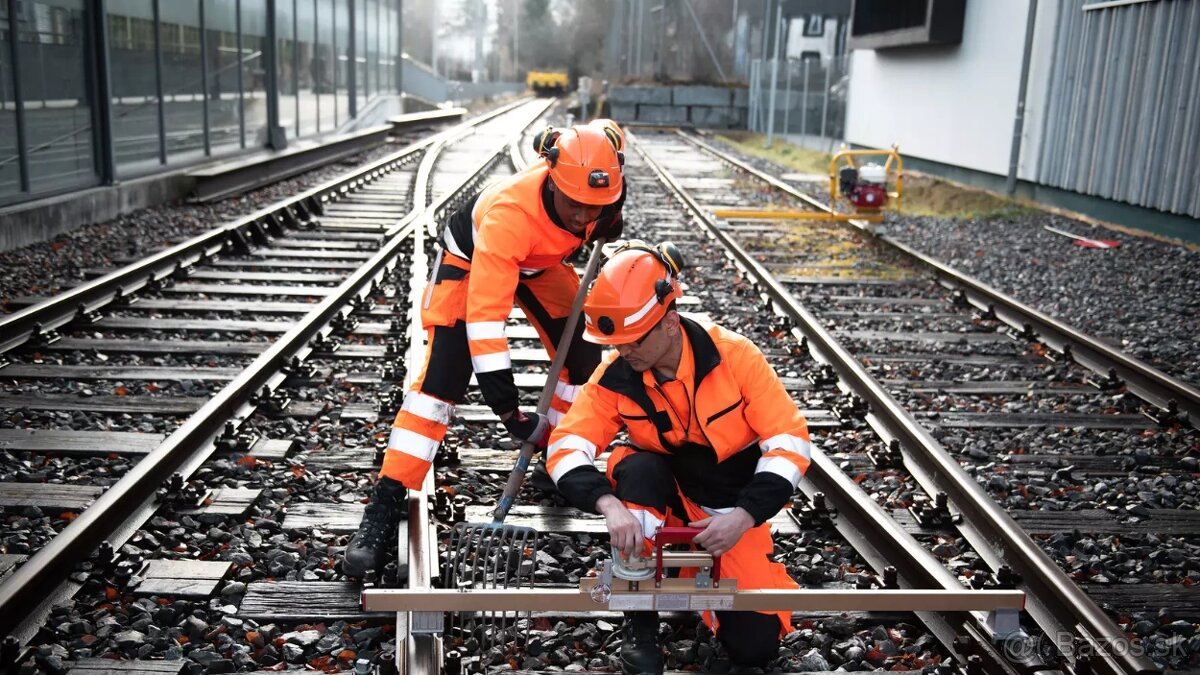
(608, 85, 748, 130)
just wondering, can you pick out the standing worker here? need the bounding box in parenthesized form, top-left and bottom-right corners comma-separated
(545, 242, 812, 674)
(343, 122, 627, 577)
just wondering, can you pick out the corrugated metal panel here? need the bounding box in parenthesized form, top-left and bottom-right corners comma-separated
(1037, 0, 1200, 218)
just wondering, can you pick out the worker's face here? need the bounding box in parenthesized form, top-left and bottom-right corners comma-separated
(549, 180, 603, 236)
(615, 311, 678, 372)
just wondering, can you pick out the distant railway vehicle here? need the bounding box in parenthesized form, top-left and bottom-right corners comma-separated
(527, 70, 569, 94)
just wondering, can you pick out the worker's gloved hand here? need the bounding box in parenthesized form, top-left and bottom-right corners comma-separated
(588, 212, 623, 245)
(502, 410, 550, 448)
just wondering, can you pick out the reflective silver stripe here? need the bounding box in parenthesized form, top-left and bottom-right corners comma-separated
(756, 455, 804, 486)
(548, 451, 591, 483)
(758, 433, 813, 460)
(401, 391, 455, 425)
(548, 434, 599, 461)
(547, 407, 566, 427)
(471, 351, 512, 372)
(554, 380, 581, 403)
(700, 505, 736, 517)
(466, 321, 507, 340)
(630, 507, 666, 541)
(387, 427, 440, 462)
(624, 292, 659, 327)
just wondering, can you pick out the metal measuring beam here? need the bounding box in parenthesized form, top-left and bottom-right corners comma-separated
(363, 586, 1026, 613)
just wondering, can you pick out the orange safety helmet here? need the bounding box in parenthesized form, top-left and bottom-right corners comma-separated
(583, 241, 685, 345)
(544, 125, 624, 206)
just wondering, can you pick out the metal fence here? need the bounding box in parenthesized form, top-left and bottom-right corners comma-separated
(1036, 0, 1200, 218)
(747, 54, 850, 147)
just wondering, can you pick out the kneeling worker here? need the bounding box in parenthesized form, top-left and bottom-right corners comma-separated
(545, 242, 813, 674)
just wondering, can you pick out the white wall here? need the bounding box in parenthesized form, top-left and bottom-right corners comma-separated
(844, 0, 1036, 177)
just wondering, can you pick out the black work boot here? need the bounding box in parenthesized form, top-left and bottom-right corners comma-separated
(344, 476, 406, 578)
(620, 611, 663, 675)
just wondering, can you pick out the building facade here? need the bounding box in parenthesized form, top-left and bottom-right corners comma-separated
(0, 0, 403, 207)
(844, 0, 1200, 220)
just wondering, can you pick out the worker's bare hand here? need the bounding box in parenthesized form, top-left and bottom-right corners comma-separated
(689, 508, 755, 557)
(596, 494, 644, 561)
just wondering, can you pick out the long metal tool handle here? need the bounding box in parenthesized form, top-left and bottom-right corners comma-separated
(491, 240, 607, 523)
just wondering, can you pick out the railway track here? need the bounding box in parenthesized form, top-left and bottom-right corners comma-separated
(360, 129, 1194, 675)
(3, 112, 1191, 674)
(0, 97, 555, 673)
(625, 131, 1197, 674)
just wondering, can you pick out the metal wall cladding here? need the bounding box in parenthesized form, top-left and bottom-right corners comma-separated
(1037, 0, 1200, 218)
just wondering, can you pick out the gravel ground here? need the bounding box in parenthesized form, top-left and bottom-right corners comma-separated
(703, 136, 1200, 388)
(0, 142, 405, 312)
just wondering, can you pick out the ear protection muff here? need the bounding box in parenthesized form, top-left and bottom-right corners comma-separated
(614, 240, 686, 304)
(601, 126, 624, 152)
(599, 126, 626, 167)
(533, 127, 560, 164)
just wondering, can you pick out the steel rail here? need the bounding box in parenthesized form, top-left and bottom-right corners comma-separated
(395, 97, 557, 675)
(0, 99, 549, 645)
(631, 133, 1023, 675)
(676, 129, 1200, 427)
(0, 97, 534, 356)
(633, 132, 1158, 675)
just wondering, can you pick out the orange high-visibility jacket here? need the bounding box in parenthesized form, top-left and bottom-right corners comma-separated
(546, 317, 812, 524)
(441, 162, 621, 414)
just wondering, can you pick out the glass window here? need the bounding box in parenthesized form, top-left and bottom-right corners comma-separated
(296, 0, 318, 136)
(276, 0, 297, 138)
(241, 0, 267, 146)
(354, 0, 366, 110)
(0, 2, 22, 199)
(162, 1, 206, 163)
(335, 0, 349, 125)
(22, 1, 98, 192)
(316, 0, 334, 131)
(366, 0, 377, 99)
(379, 0, 389, 95)
(203, 0, 240, 155)
(108, 0, 161, 175)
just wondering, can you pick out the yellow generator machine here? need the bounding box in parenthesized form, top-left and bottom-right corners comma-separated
(714, 145, 903, 224)
(831, 145, 903, 218)
(527, 70, 569, 95)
